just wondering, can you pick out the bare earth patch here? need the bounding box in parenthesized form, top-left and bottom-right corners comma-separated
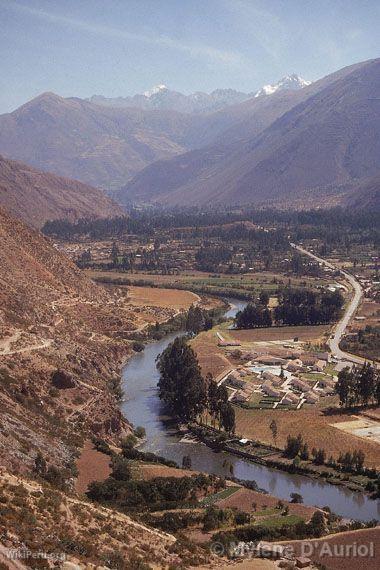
(332, 417, 380, 444)
(127, 286, 200, 309)
(75, 439, 111, 494)
(137, 464, 194, 480)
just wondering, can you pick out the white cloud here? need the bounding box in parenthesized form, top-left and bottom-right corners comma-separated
(222, 0, 288, 61)
(3, 0, 245, 67)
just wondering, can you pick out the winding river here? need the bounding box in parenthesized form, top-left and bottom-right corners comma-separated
(121, 298, 379, 521)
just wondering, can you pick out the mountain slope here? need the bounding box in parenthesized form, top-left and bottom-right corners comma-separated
(0, 93, 197, 191)
(343, 174, 380, 210)
(120, 58, 380, 208)
(0, 204, 136, 473)
(0, 155, 122, 228)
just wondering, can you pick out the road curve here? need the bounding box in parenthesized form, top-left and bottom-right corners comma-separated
(291, 244, 367, 366)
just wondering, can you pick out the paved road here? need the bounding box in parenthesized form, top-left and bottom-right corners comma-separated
(291, 244, 369, 366)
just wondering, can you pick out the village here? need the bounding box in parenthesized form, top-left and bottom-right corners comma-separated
(217, 332, 337, 411)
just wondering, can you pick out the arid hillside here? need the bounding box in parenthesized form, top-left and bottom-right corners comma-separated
(0, 92, 198, 191)
(0, 154, 122, 228)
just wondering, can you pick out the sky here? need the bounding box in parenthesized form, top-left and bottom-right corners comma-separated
(0, 0, 379, 113)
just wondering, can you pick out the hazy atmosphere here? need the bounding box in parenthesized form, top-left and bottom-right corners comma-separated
(0, 2, 379, 569)
(1, 0, 380, 111)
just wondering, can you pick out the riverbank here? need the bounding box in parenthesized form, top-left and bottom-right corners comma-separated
(120, 296, 380, 521)
(187, 424, 378, 499)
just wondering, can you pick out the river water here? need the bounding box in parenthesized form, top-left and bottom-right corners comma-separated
(121, 298, 379, 521)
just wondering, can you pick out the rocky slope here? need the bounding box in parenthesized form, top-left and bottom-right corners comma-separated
(120, 58, 380, 209)
(0, 205, 135, 472)
(0, 154, 122, 228)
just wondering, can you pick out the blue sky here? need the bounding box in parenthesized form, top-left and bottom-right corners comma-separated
(0, 0, 379, 113)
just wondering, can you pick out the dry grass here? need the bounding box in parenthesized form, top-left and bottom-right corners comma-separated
(128, 286, 199, 309)
(235, 405, 380, 469)
(191, 329, 232, 379)
(136, 464, 194, 480)
(283, 527, 380, 570)
(229, 325, 330, 343)
(215, 487, 316, 519)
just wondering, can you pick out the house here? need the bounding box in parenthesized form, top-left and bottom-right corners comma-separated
(321, 386, 335, 396)
(318, 377, 335, 389)
(262, 371, 283, 385)
(231, 392, 248, 403)
(282, 392, 299, 405)
(256, 542, 286, 559)
(262, 381, 283, 399)
(314, 351, 330, 362)
(286, 359, 303, 372)
(226, 371, 246, 389)
(292, 378, 312, 392)
(305, 391, 319, 404)
(313, 359, 327, 372)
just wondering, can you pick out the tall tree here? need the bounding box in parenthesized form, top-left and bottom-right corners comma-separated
(157, 337, 206, 421)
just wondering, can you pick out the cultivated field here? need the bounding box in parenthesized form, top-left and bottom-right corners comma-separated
(75, 440, 111, 494)
(235, 405, 380, 469)
(215, 487, 316, 519)
(283, 527, 380, 570)
(191, 329, 233, 378)
(228, 324, 331, 343)
(127, 285, 200, 309)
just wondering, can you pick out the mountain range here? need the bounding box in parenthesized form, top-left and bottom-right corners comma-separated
(88, 74, 310, 114)
(119, 58, 380, 210)
(0, 62, 378, 213)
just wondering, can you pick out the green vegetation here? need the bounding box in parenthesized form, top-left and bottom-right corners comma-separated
(198, 486, 240, 506)
(335, 362, 380, 408)
(157, 337, 236, 432)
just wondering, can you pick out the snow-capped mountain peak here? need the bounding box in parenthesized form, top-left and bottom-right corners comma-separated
(254, 74, 311, 98)
(143, 84, 168, 98)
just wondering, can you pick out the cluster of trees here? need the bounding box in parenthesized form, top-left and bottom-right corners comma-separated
(335, 363, 380, 408)
(34, 451, 78, 491)
(235, 292, 272, 328)
(157, 337, 235, 433)
(235, 287, 344, 329)
(283, 433, 368, 475)
(341, 326, 380, 362)
(87, 457, 224, 511)
(42, 215, 151, 240)
(274, 288, 344, 326)
(195, 245, 232, 271)
(186, 305, 213, 334)
(42, 207, 378, 254)
(283, 434, 310, 461)
(213, 509, 328, 547)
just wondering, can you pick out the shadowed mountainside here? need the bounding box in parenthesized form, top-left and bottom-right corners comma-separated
(119, 58, 380, 209)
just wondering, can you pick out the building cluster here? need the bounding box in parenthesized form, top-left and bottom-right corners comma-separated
(219, 348, 336, 410)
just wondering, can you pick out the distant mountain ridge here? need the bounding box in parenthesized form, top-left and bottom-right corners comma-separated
(119, 58, 380, 211)
(0, 92, 197, 192)
(88, 74, 311, 114)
